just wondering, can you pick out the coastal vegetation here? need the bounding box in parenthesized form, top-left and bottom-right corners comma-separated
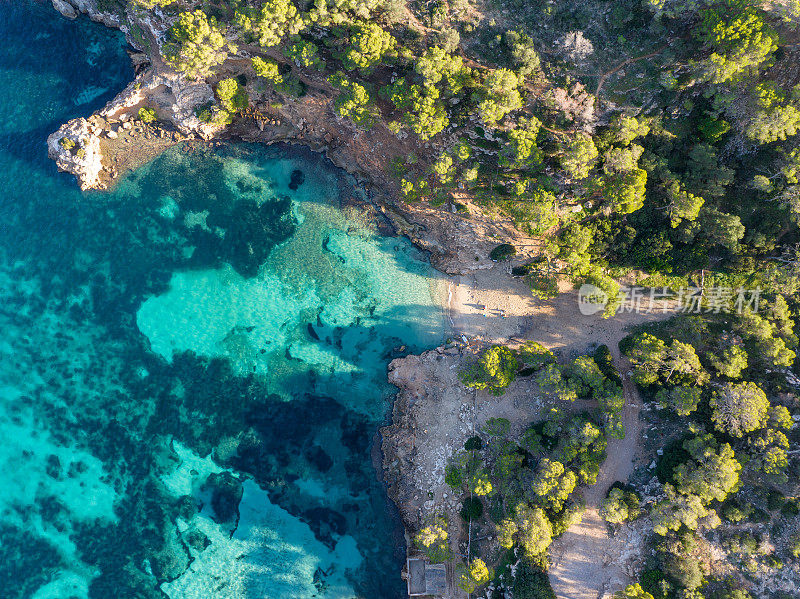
(447, 306, 799, 597)
(84, 0, 800, 305)
(445, 342, 627, 594)
(430, 404, 607, 596)
(611, 305, 800, 599)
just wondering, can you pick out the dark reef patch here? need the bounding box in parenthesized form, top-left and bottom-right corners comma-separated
(204, 471, 244, 524)
(301, 506, 348, 548)
(288, 168, 305, 190)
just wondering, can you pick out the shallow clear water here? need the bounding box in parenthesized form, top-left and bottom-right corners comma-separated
(0, 4, 445, 598)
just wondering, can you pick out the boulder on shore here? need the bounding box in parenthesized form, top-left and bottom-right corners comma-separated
(51, 0, 78, 18)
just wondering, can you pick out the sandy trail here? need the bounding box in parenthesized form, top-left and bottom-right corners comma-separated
(547, 348, 644, 599)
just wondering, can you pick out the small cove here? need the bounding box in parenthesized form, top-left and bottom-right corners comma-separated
(0, 4, 447, 598)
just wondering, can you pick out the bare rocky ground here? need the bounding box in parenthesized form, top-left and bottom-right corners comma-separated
(382, 346, 547, 599)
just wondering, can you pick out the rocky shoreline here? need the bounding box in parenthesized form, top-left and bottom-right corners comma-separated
(47, 0, 539, 275)
(46, 1, 543, 591)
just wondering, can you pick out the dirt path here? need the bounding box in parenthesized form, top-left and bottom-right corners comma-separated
(547, 346, 644, 599)
(595, 44, 669, 97)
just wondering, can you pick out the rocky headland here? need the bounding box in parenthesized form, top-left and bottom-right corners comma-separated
(47, 0, 541, 276)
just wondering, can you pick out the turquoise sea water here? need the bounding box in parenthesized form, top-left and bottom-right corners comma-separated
(0, 3, 445, 598)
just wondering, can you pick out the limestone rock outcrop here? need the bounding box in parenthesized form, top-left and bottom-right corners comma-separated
(47, 118, 104, 191)
(101, 69, 220, 138)
(51, 0, 78, 19)
(50, 0, 122, 27)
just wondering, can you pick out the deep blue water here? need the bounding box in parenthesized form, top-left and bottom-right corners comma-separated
(0, 3, 445, 598)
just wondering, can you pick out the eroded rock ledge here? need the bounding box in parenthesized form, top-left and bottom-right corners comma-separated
(47, 0, 540, 275)
(380, 345, 544, 571)
(51, 0, 121, 26)
(47, 64, 220, 190)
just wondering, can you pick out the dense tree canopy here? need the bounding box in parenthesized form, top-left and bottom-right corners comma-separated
(415, 46, 472, 96)
(459, 345, 519, 395)
(560, 134, 598, 180)
(694, 0, 778, 84)
(341, 21, 395, 71)
(626, 334, 708, 387)
(710, 381, 770, 437)
(329, 71, 374, 127)
(235, 0, 304, 48)
(458, 558, 492, 593)
(164, 10, 230, 79)
(601, 487, 641, 524)
(475, 69, 523, 125)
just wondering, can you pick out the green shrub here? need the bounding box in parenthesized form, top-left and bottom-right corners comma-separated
(482, 417, 511, 437)
(614, 584, 656, 599)
(593, 345, 622, 385)
(525, 270, 560, 300)
(767, 489, 786, 511)
(459, 345, 518, 395)
(59, 137, 76, 150)
(284, 39, 323, 70)
(640, 569, 670, 599)
(721, 502, 749, 523)
(789, 533, 800, 559)
(663, 551, 704, 590)
(475, 68, 523, 125)
(601, 486, 641, 524)
(780, 498, 800, 516)
(164, 10, 229, 79)
(724, 532, 759, 555)
(460, 497, 483, 521)
(518, 341, 556, 370)
(487, 495, 505, 523)
(340, 21, 395, 72)
(764, 555, 783, 569)
(445, 464, 463, 489)
(698, 115, 731, 142)
(526, 421, 559, 451)
(328, 71, 374, 128)
(138, 107, 157, 123)
(457, 558, 492, 593)
(560, 133, 598, 180)
(464, 436, 483, 451)
(414, 517, 452, 562)
(382, 80, 449, 140)
(618, 334, 636, 356)
(550, 500, 585, 537)
(750, 508, 770, 523)
(215, 78, 249, 113)
(655, 436, 692, 484)
(512, 557, 556, 599)
(468, 469, 493, 496)
(489, 243, 516, 261)
(512, 263, 534, 277)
